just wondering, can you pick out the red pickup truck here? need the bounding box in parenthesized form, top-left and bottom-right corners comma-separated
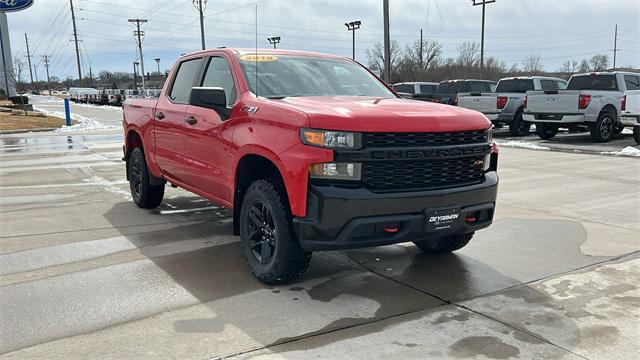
(123, 48, 499, 284)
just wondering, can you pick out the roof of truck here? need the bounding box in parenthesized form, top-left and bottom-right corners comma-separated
(178, 48, 348, 60)
(499, 76, 566, 81)
(571, 71, 640, 76)
(440, 79, 496, 83)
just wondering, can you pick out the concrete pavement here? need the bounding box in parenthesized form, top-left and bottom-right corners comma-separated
(0, 97, 638, 359)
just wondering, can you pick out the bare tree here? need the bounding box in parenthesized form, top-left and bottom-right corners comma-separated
(578, 59, 590, 73)
(560, 60, 579, 75)
(521, 55, 544, 74)
(457, 41, 480, 71)
(366, 40, 402, 82)
(589, 54, 609, 71)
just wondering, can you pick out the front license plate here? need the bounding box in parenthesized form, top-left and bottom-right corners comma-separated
(425, 207, 461, 232)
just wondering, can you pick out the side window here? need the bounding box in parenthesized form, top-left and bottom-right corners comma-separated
(624, 75, 640, 90)
(201, 57, 237, 104)
(169, 58, 202, 103)
(556, 81, 567, 90)
(540, 80, 556, 91)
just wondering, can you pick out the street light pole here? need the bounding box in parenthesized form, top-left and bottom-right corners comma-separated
(345, 20, 361, 60)
(471, 0, 495, 69)
(154, 58, 160, 74)
(267, 36, 281, 49)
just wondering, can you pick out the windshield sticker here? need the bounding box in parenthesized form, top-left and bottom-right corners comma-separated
(240, 54, 278, 62)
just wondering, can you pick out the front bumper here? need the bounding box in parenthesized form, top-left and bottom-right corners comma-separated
(293, 172, 498, 251)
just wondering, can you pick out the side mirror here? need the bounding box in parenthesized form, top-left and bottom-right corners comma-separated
(189, 87, 226, 110)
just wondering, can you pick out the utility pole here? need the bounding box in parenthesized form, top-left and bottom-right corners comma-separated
(154, 58, 160, 74)
(24, 33, 34, 84)
(42, 55, 51, 95)
(129, 18, 147, 91)
(267, 36, 280, 49)
(193, 0, 207, 50)
(345, 20, 361, 60)
(33, 64, 38, 82)
(383, 0, 390, 83)
(613, 24, 618, 70)
(89, 66, 93, 87)
(472, 0, 495, 69)
(69, 0, 82, 81)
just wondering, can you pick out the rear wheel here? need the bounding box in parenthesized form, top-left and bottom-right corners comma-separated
(535, 122, 559, 140)
(413, 233, 474, 253)
(589, 112, 615, 142)
(509, 109, 531, 136)
(128, 147, 164, 208)
(634, 127, 640, 145)
(240, 179, 312, 285)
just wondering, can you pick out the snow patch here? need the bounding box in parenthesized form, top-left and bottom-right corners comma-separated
(600, 146, 640, 157)
(499, 141, 551, 151)
(621, 128, 633, 135)
(32, 106, 115, 132)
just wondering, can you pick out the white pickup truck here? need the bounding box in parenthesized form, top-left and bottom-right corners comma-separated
(621, 90, 640, 144)
(457, 76, 567, 136)
(523, 71, 640, 142)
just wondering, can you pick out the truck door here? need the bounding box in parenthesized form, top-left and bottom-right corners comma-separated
(153, 57, 203, 182)
(183, 55, 238, 205)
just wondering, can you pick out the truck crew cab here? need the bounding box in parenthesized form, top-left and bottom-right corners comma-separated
(123, 49, 499, 284)
(523, 71, 640, 142)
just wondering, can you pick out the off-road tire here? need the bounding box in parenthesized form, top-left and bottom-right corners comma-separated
(509, 109, 531, 136)
(535, 122, 559, 140)
(240, 179, 312, 285)
(589, 111, 615, 143)
(413, 233, 474, 253)
(633, 126, 640, 145)
(128, 147, 164, 209)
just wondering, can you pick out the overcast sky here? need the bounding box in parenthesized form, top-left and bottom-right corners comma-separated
(6, 0, 640, 80)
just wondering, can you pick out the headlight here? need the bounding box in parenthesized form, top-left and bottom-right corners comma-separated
(301, 128, 361, 149)
(485, 128, 493, 143)
(310, 162, 362, 180)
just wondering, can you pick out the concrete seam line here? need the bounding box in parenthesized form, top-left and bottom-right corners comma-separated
(455, 303, 589, 360)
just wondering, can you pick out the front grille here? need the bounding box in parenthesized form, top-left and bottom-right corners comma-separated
(362, 157, 484, 191)
(363, 130, 487, 148)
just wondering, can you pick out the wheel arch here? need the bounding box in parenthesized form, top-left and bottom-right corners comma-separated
(233, 154, 290, 236)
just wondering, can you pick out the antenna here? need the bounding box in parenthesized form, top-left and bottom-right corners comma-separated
(255, 3, 258, 98)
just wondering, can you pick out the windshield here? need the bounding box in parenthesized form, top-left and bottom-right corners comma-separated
(238, 54, 395, 99)
(496, 79, 534, 93)
(567, 75, 618, 91)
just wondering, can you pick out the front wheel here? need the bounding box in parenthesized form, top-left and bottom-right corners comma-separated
(240, 179, 312, 285)
(536, 123, 559, 140)
(413, 233, 474, 253)
(634, 127, 640, 145)
(128, 147, 164, 208)
(509, 109, 531, 136)
(589, 112, 615, 143)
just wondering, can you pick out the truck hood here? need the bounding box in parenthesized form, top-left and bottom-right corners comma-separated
(272, 96, 491, 132)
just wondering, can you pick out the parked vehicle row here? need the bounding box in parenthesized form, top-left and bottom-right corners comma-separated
(457, 76, 567, 136)
(67, 88, 162, 107)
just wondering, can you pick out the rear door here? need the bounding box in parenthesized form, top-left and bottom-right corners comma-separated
(183, 55, 239, 204)
(154, 57, 203, 182)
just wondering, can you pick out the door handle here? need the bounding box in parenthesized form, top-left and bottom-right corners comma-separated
(185, 116, 198, 125)
(155, 112, 165, 120)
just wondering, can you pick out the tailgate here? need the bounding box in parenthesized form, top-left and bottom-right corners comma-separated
(527, 91, 579, 113)
(457, 93, 497, 113)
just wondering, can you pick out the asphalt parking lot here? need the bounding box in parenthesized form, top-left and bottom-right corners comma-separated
(1, 98, 639, 359)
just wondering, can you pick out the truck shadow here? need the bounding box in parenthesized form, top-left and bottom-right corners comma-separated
(101, 201, 599, 356)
